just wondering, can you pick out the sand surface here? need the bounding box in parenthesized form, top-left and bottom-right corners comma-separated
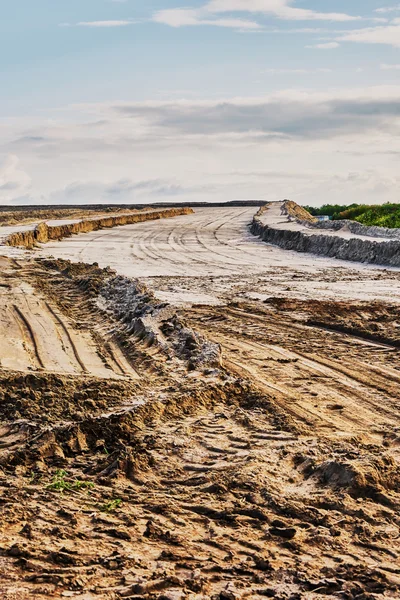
(27, 206, 400, 305)
(0, 257, 138, 379)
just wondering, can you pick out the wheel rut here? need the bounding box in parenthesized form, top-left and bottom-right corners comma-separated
(13, 304, 45, 370)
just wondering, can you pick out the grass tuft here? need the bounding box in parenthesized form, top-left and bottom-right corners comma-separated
(46, 469, 95, 493)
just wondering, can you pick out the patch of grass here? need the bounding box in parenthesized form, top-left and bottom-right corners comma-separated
(46, 469, 95, 493)
(354, 204, 400, 228)
(99, 498, 122, 513)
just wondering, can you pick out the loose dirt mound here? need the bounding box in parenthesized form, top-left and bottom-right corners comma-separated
(313, 456, 400, 503)
(0, 208, 115, 227)
(0, 372, 139, 421)
(101, 275, 222, 370)
(282, 199, 317, 224)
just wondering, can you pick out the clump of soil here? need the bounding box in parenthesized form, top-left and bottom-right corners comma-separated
(0, 372, 139, 421)
(309, 455, 400, 504)
(101, 275, 222, 369)
(6, 207, 193, 249)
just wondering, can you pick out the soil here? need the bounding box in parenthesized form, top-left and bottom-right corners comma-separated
(0, 207, 400, 599)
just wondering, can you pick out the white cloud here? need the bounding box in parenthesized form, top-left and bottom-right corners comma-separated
(2, 87, 400, 205)
(153, 9, 261, 29)
(306, 42, 339, 49)
(106, 88, 400, 141)
(48, 178, 188, 204)
(337, 24, 400, 47)
(76, 20, 136, 27)
(381, 63, 400, 69)
(153, 0, 360, 30)
(374, 4, 400, 13)
(0, 155, 32, 204)
(205, 0, 360, 22)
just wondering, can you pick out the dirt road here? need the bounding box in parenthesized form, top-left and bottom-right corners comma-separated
(1, 207, 400, 599)
(33, 207, 400, 305)
(0, 257, 137, 379)
(185, 300, 400, 446)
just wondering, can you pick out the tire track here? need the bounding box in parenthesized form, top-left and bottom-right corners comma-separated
(45, 302, 88, 373)
(187, 307, 400, 439)
(13, 304, 45, 369)
(104, 342, 128, 376)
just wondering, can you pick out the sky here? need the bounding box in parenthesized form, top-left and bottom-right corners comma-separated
(1, 0, 400, 207)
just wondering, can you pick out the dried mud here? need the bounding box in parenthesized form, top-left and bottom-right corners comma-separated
(1, 206, 400, 599)
(0, 257, 399, 599)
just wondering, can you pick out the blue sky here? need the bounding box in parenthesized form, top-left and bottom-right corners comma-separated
(1, 0, 400, 206)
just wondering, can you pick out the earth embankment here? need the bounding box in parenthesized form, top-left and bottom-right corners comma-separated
(251, 201, 400, 268)
(5, 206, 193, 249)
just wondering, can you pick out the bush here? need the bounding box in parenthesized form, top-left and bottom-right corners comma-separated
(303, 203, 400, 228)
(354, 204, 400, 228)
(303, 204, 359, 220)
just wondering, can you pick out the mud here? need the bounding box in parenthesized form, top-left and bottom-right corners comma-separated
(1, 207, 400, 598)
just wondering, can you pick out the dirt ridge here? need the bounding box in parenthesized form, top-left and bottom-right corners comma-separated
(251, 201, 400, 267)
(5, 207, 193, 249)
(309, 216, 400, 240)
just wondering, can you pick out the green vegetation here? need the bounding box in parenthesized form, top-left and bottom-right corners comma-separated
(303, 204, 359, 220)
(46, 469, 95, 493)
(303, 203, 400, 228)
(99, 498, 122, 513)
(353, 204, 400, 228)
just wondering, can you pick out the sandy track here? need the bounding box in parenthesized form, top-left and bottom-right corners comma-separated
(2, 208, 400, 598)
(185, 303, 400, 448)
(33, 206, 400, 305)
(37, 208, 263, 277)
(0, 257, 137, 379)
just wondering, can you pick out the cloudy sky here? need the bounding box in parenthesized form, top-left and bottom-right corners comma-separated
(1, 0, 400, 206)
